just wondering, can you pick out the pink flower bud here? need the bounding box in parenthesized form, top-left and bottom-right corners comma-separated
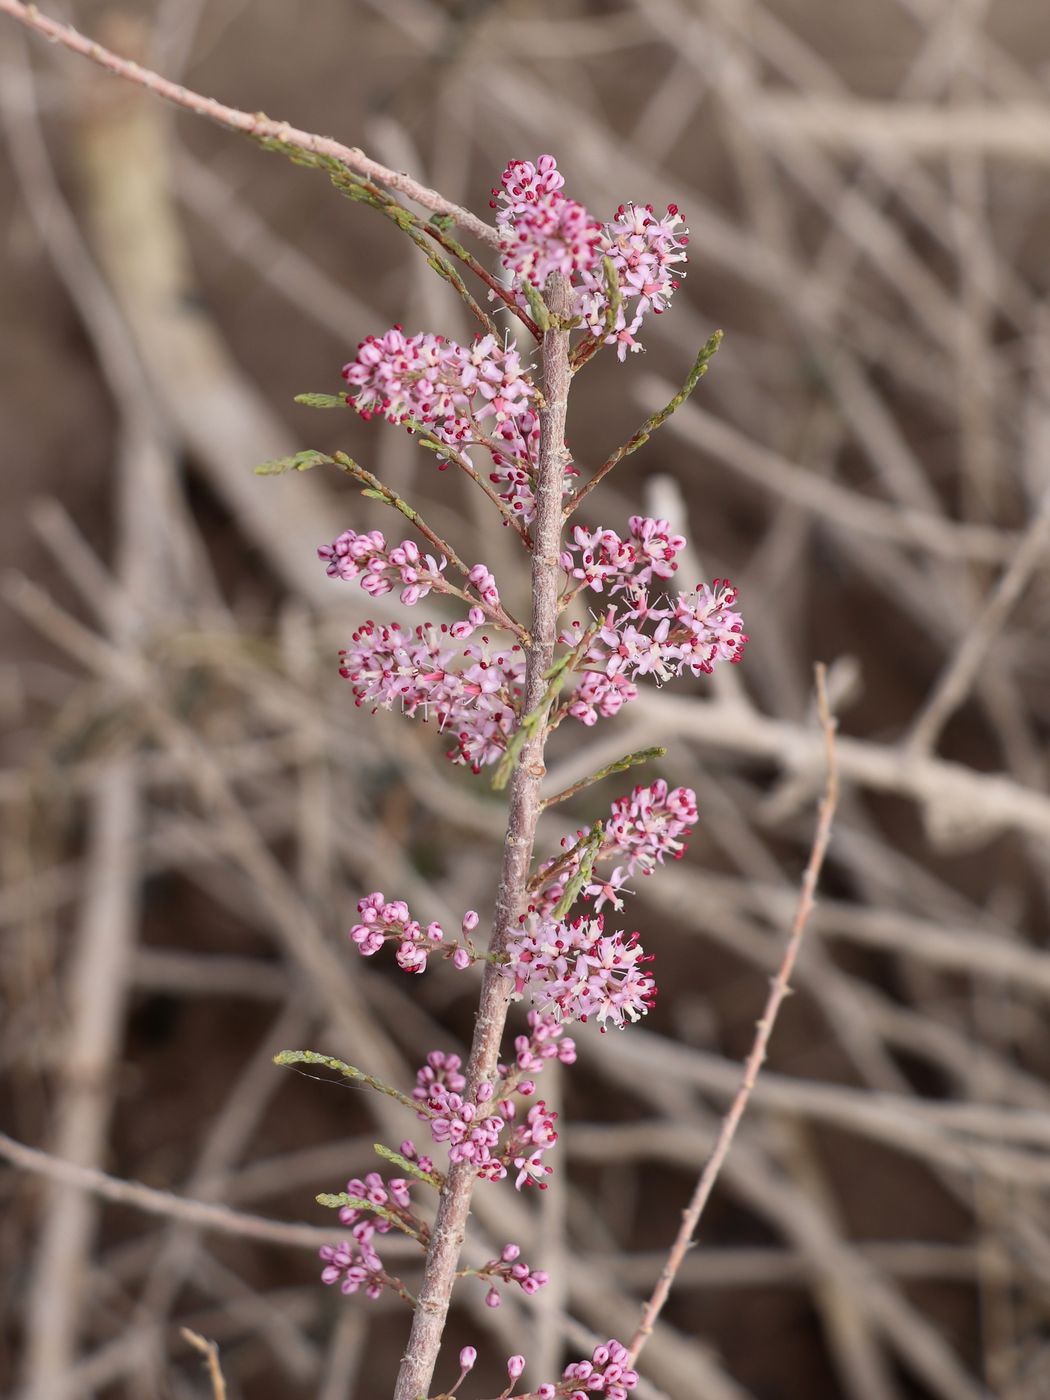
(507, 1353, 525, 1380)
(452, 947, 472, 971)
(459, 1345, 477, 1372)
(485, 1286, 501, 1308)
(462, 910, 480, 933)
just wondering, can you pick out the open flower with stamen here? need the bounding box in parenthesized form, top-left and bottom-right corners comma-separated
(338, 619, 525, 771)
(503, 914, 656, 1029)
(492, 154, 688, 359)
(574, 578, 747, 707)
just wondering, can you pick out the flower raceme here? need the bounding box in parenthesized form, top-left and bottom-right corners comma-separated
(337, 616, 526, 773)
(319, 1170, 414, 1300)
(347, 891, 655, 1031)
(457, 1337, 640, 1399)
(323, 525, 746, 770)
(504, 915, 657, 1030)
(492, 153, 688, 360)
(535, 780, 699, 916)
(340, 326, 567, 522)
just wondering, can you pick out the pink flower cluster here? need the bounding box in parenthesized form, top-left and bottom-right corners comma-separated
(492, 154, 688, 359)
(500, 1008, 578, 1081)
(349, 893, 481, 973)
(492, 155, 602, 288)
(342, 327, 532, 445)
(580, 201, 688, 359)
(503, 914, 656, 1029)
(425, 1078, 509, 1172)
(569, 579, 748, 723)
(412, 1048, 467, 1106)
(505, 1099, 559, 1190)
(562, 1339, 640, 1398)
(480, 1241, 549, 1309)
(319, 527, 447, 606)
(536, 781, 698, 917)
(415, 1079, 560, 1192)
(318, 1170, 412, 1299)
(338, 617, 525, 771)
(341, 326, 567, 521)
(561, 515, 686, 596)
(411, 1044, 561, 1192)
(458, 1337, 639, 1399)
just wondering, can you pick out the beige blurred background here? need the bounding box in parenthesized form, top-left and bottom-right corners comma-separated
(3, 2, 1050, 1397)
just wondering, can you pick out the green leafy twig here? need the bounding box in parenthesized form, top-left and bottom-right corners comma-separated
(491, 650, 577, 792)
(255, 444, 528, 637)
(520, 280, 551, 333)
(316, 1191, 426, 1244)
(329, 451, 528, 638)
(412, 430, 533, 550)
(568, 255, 623, 372)
(274, 1049, 419, 1114)
(292, 392, 348, 409)
(374, 1143, 444, 1191)
(331, 450, 466, 567)
(565, 330, 723, 516)
(540, 746, 667, 810)
(551, 821, 605, 919)
(254, 448, 334, 476)
(257, 141, 503, 339)
(425, 218, 541, 340)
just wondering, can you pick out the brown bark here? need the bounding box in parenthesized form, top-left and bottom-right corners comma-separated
(392, 274, 574, 1400)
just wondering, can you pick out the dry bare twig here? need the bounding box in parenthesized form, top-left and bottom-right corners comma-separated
(629, 663, 839, 1362)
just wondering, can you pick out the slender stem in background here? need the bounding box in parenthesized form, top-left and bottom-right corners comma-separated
(392, 273, 574, 1400)
(628, 663, 839, 1365)
(0, 0, 500, 249)
(180, 1329, 227, 1400)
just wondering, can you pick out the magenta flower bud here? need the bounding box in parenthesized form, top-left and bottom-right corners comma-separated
(485, 1286, 501, 1308)
(459, 1345, 477, 1372)
(507, 1354, 525, 1380)
(501, 1242, 521, 1261)
(537, 1387, 556, 1400)
(519, 1079, 536, 1096)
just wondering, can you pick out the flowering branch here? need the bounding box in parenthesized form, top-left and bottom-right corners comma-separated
(627, 664, 839, 1364)
(1, 13, 764, 1371)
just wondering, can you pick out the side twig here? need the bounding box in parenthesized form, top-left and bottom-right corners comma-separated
(0, 1131, 374, 1251)
(180, 1329, 227, 1400)
(628, 663, 839, 1363)
(0, 0, 499, 248)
